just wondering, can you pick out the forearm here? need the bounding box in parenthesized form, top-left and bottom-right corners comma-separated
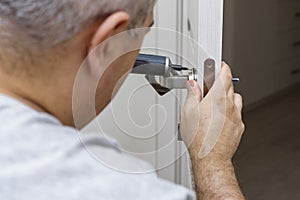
(191, 156, 245, 200)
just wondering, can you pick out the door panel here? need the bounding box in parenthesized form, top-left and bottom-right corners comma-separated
(178, 0, 224, 188)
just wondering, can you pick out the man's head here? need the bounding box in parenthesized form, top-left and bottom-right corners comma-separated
(0, 0, 156, 128)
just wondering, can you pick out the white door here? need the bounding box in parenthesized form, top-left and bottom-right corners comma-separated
(82, 0, 181, 183)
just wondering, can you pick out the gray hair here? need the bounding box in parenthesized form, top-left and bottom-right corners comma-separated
(0, 0, 156, 48)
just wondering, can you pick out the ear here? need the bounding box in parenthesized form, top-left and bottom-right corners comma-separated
(88, 11, 130, 53)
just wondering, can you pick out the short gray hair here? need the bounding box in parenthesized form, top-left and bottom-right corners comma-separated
(0, 0, 156, 47)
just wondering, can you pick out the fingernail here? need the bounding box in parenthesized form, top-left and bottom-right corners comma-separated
(187, 81, 195, 89)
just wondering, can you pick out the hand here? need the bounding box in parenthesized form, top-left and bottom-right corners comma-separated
(180, 62, 245, 162)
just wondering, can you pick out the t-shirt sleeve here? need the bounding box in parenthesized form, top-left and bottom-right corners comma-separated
(80, 140, 197, 200)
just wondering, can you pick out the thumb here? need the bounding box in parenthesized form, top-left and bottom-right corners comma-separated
(181, 80, 202, 146)
(186, 80, 202, 103)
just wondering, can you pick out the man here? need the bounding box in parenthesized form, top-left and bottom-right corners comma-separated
(0, 0, 245, 199)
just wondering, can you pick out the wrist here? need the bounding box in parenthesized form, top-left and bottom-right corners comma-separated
(189, 151, 233, 170)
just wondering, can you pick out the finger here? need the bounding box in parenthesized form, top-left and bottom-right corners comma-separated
(228, 83, 234, 100)
(182, 81, 202, 118)
(186, 80, 202, 103)
(217, 62, 233, 92)
(234, 93, 243, 113)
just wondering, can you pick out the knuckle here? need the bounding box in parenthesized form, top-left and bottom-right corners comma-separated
(240, 123, 245, 133)
(234, 93, 243, 106)
(222, 61, 229, 69)
(235, 93, 242, 99)
(224, 64, 231, 74)
(235, 93, 243, 101)
(221, 64, 230, 76)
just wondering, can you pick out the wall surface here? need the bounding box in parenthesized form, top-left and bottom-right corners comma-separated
(223, 0, 300, 107)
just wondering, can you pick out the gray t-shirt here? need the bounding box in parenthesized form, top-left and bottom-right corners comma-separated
(0, 95, 196, 200)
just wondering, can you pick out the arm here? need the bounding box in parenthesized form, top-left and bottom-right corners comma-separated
(181, 62, 245, 200)
(191, 156, 244, 200)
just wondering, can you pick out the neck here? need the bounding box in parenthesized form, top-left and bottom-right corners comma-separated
(0, 88, 48, 113)
(0, 69, 74, 127)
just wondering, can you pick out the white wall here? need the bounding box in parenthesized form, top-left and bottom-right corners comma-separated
(223, 0, 300, 108)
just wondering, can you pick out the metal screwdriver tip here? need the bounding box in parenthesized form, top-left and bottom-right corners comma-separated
(232, 78, 240, 83)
